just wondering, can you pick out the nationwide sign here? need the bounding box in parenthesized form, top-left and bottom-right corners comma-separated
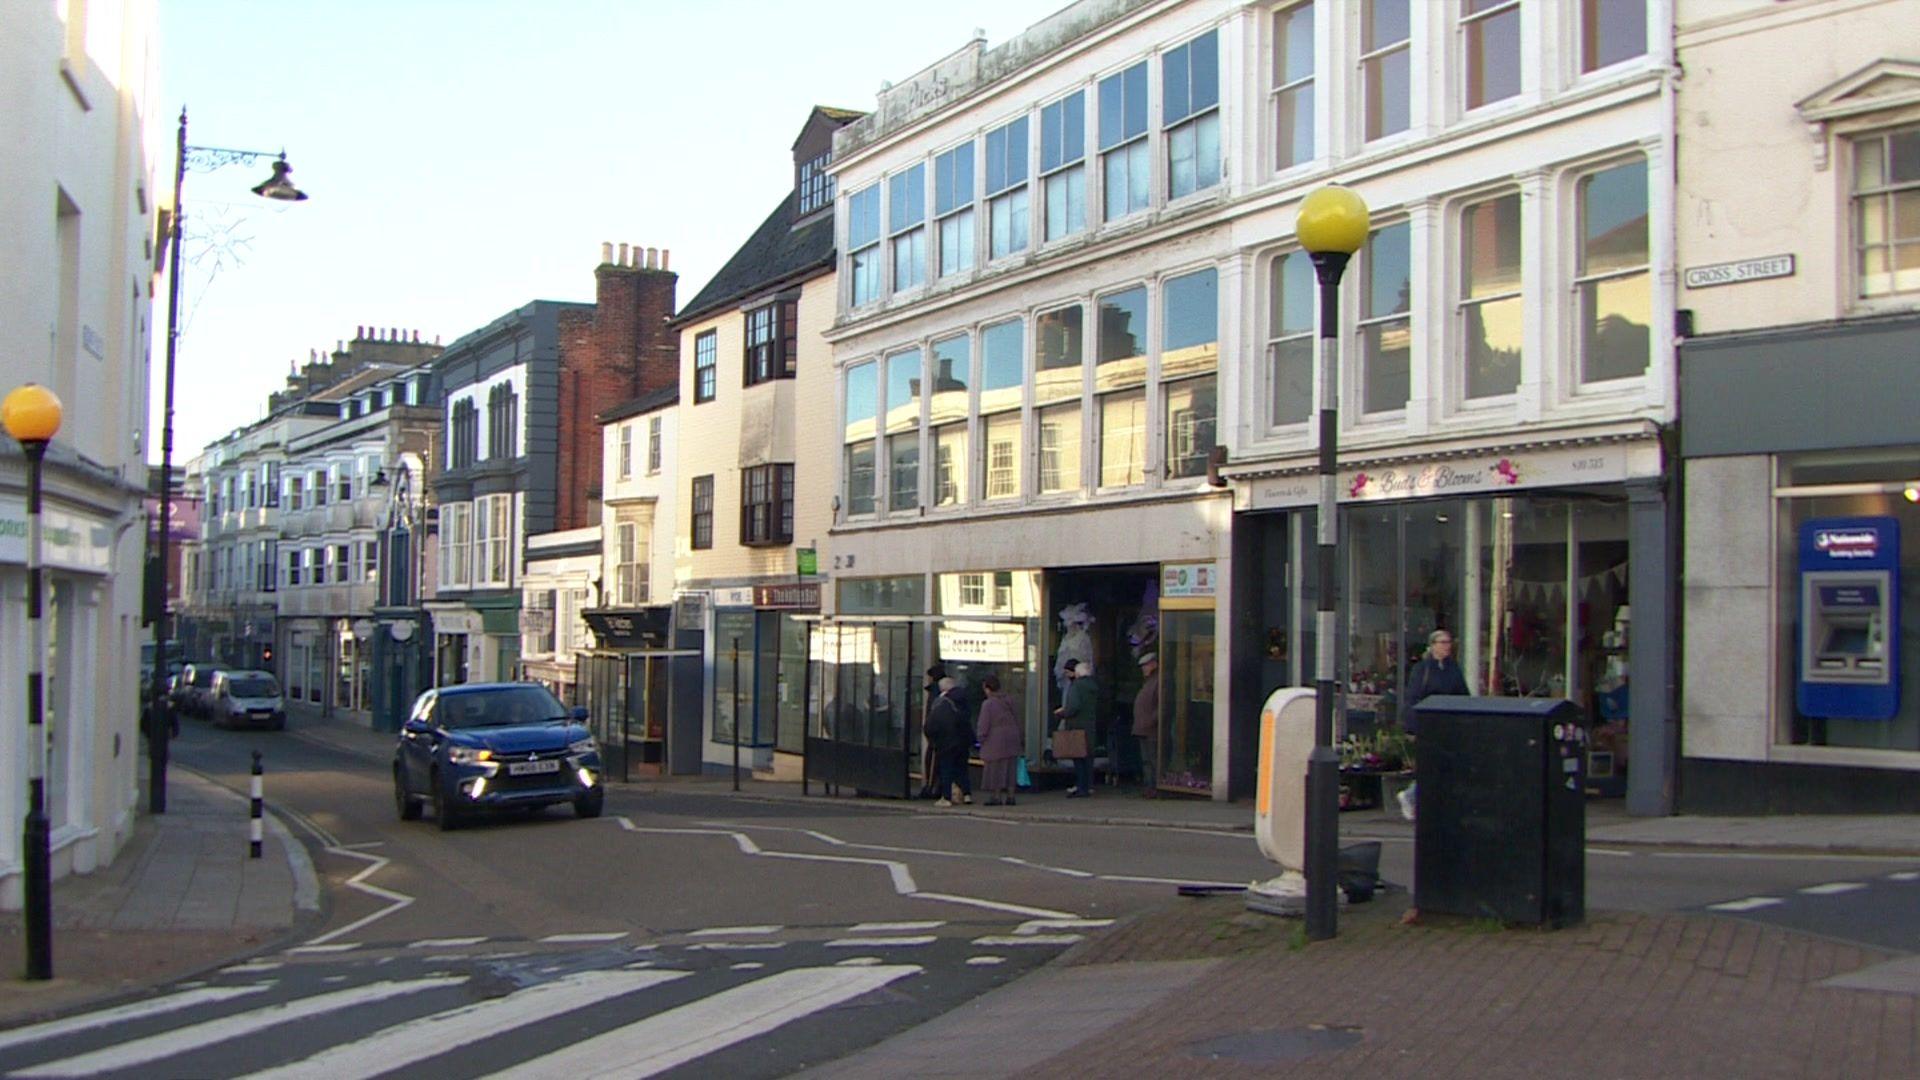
(1814, 528, 1880, 560)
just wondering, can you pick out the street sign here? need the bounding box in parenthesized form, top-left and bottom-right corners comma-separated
(797, 547, 818, 576)
(1682, 254, 1795, 290)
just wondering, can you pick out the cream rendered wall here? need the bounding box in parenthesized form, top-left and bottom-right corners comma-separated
(600, 404, 678, 604)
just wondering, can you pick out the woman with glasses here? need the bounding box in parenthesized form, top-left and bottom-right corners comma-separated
(1399, 629, 1470, 821)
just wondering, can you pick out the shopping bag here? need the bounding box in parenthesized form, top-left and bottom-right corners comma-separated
(1015, 755, 1032, 789)
(1052, 728, 1089, 759)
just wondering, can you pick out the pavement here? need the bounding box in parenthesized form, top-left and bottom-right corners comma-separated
(0, 704, 1915, 1076)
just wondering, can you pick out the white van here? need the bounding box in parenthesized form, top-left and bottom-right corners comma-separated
(211, 670, 286, 730)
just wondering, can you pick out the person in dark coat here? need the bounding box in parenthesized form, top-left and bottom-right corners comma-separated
(974, 675, 1023, 805)
(919, 664, 946, 798)
(926, 677, 974, 806)
(1399, 629, 1470, 821)
(1053, 658, 1098, 797)
(1131, 653, 1160, 798)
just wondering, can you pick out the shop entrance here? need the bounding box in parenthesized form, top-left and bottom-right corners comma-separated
(1045, 565, 1160, 785)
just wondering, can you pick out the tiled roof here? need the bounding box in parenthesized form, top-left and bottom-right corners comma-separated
(674, 193, 834, 326)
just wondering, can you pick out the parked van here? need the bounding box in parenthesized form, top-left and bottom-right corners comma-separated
(177, 663, 223, 718)
(210, 670, 286, 730)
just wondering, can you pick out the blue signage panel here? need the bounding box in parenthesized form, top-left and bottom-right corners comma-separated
(1797, 516, 1899, 720)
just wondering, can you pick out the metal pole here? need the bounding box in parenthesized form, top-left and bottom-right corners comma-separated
(22, 438, 53, 979)
(249, 751, 264, 858)
(149, 107, 188, 815)
(730, 636, 741, 792)
(1305, 249, 1351, 942)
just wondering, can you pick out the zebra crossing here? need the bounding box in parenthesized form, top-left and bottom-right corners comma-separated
(0, 919, 1094, 1079)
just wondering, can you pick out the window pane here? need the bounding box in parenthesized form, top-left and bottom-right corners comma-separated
(1035, 305, 1083, 404)
(1045, 166, 1085, 240)
(1465, 295, 1523, 398)
(1038, 403, 1082, 493)
(889, 165, 925, 232)
(1580, 159, 1649, 274)
(986, 116, 1028, 193)
(981, 319, 1024, 403)
(1042, 92, 1084, 172)
(1365, 46, 1411, 140)
(1581, 0, 1646, 73)
(893, 228, 926, 290)
(1096, 285, 1148, 391)
(935, 423, 969, 506)
(1277, 84, 1314, 170)
(1164, 376, 1217, 479)
(939, 209, 974, 276)
(1275, 4, 1314, 86)
(846, 443, 876, 515)
(1465, 3, 1521, 108)
(850, 247, 880, 306)
(1895, 189, 1920, 240)
(1190, 30, 1218, 113)
(1858, 196, 1887, 245)
(990, 188, 1030, 258)
(885, 349, 921, 434)
(1579, 273, 1650, 382)
(935, 143, 974, 215)
(1365, 0, 1410, 48)
(1099, 390, 1147, 487)
(1364, 223, 1412, 319)
(1463, 193, 1522, 298)
(1164, 40, 1190, 125)
(848, 185, 881, 248)
(1269, 251, 1315, 427)
(1271, 251, 1314, 337)
(1362, 319, 1412, 413)
(1164, 267, 1219, 379)
(983, 412, 1022, 500)
(1271, 338, 1314, 426)
(844, 361, 877, 443)
(929, 336, 970, 424)
(889, 433, 920, 511)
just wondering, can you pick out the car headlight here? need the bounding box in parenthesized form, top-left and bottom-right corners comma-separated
(568, 737, 598, 756)
(446, 746, 493, 765)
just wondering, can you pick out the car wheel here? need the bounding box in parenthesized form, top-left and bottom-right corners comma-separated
(394, 769, 421, 821)
(433, 775, 461, 831)
(574, 789, 604, 820)
(270, 717, 286, 731)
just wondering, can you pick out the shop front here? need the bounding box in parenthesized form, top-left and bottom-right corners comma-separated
(577, 603, 703, 780)
(1235, 436, 1667, 805)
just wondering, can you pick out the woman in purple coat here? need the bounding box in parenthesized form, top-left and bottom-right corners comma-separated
(975, 675, 1024, 806)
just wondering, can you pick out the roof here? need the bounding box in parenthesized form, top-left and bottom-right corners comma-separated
(674, 192, 835, 326)
(597, 385, 679, 425)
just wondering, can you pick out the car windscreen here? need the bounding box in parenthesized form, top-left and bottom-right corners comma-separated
(433, 686, 568, 730)
(229, 676, 279, 698)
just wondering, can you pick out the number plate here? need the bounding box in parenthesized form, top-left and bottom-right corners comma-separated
(507, 759, 562, 776)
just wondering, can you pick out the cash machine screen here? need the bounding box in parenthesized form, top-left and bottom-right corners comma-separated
(1821, 625, 1872, 656)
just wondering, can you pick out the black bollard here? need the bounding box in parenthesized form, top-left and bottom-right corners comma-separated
(249, 751, 264, 859)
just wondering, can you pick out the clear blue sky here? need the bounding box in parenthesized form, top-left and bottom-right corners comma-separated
(153, 0, 1061, 461)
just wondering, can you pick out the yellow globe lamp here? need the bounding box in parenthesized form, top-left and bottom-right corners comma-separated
(3, 383, 64, 445)
(1295, 185, 1371, 256)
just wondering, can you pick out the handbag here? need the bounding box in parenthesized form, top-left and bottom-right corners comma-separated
(1015, 755, 1032, 789)
(1052, 728, 1089, 760)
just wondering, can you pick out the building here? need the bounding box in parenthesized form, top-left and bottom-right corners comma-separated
(1674, 0, 1920, 812)
(1, 0, 159, 906)
(670, 107, 858, 780)
(822, 0, 1675, 805)
(429, 246, 677, 688)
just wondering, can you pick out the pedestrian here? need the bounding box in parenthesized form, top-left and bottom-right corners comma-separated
(1399, 629, 1470, 820)
(919, 664, 946, 799)
(1132, 652, 1160, 798)
(975, 675, 1023, 806)
(926, 676, 974, 807)
(1053, 658, 1098, 797)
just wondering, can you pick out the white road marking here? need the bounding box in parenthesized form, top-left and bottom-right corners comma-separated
(407, 937, 488, 949)
(540, 932, 629, 944)
(0, 985, 273, 1054)
(1799, 882, 1868, 895)
(287, 943, 360, 955)
(12, 976, 465, 1078)
(301, 847, 413, 947)
(1651, 850, 1916, 862)
(483, 965, 921, 1080)
(914, 892, 1074, 920)
(730, 963, 765, 971)
(1014, 918, 1113, 934)
(237, 970, 688, 1080)
(971, 934, 1084, 946)
(1000, 856, 1095, 878)
(850, 921, 944, 932)
(835, 957, 883, 966)
(966, 956, 1007, 967)
(1099, 874, 1248, 888)
(1707, 897, 1785, 912)
(221, 962, 284, 974)
(688, 925, 782, 937)
(1888, 871, 1920, 882)
(685, 941, 788, 952)
(1588, 848, 1636, 857)
(825, 936, 937, 948)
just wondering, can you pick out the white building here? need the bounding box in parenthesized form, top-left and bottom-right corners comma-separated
(1, 0, 160, 906)
(825, 0, 1674, 804)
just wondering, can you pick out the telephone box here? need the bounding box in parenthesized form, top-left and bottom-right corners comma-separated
(1798, 517, 1900, 720)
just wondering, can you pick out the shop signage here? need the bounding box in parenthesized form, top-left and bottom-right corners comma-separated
(674, 591, 708, 631)
(518, 608, 553, 635)
(583, 608, 671, 649)
(796, 547, 818, 576)
(1162, 562, 1218, 599)
(755, 582, 821, 610)
(1814, 527, 1881, 560)
(937, 621, 1026, 663)
(0, 498, 114, 574)
(713, 587, 755, 609)
(1244, 443, 1637, 511)
(1683, 254, 1795, 290)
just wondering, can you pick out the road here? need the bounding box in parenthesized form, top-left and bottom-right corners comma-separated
(1, 718, 1914, 1077)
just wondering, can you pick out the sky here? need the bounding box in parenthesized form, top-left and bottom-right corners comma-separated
(152, 0, 1063, 462)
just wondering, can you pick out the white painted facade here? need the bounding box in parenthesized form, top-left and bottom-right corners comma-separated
(0, 0, 159, 906)
(519, 526, 601, 699)
(600, 401, 679, 612)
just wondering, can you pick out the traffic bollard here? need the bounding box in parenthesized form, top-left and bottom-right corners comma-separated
(249, 751, 264, 859)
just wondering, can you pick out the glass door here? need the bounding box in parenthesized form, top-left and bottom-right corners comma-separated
(1158, 605, 1216, 795)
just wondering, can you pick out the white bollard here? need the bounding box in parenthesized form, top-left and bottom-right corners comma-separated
(1249, 687, 1317, 914)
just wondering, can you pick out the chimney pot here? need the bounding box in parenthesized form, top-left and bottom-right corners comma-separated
(600, 241, 613, 265)
(618, 242, 630, 267)
(662, 249, 671, 271)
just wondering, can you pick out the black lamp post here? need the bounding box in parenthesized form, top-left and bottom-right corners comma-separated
(150, 107, 309, 813)
(1295, 185, 1369, 942)
(5, 382, 65, 980)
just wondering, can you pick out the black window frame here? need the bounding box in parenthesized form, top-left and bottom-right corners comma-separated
(451, 399, 479, 468)
(797, 149, 835, 216)
(487, 383, 519, 460)
(739, 463, 795, 547)
(694, 330, 718, 404)
(691, 474, 715, 550)
(743, 297, 799, 385)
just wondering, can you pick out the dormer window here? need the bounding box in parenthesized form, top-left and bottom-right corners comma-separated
(798, 149, 834, 216)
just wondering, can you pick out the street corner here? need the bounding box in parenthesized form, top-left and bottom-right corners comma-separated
(1056, 887, 1419, 968)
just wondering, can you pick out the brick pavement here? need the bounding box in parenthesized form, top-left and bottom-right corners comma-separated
(1019, 894, 1915, 1078)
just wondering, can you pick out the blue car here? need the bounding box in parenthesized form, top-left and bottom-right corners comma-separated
(393, 682, 605, 830)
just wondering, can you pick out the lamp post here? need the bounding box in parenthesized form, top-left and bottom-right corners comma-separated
(150, 107, 309, 813)
(1295, 185, 1369, 942)
(5, 382, 64, 980)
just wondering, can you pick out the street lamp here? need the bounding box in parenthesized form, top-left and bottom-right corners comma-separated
(150, 108, 310, 813)
(1296, 184, 1369, 942)
(4, 382, 64, 980)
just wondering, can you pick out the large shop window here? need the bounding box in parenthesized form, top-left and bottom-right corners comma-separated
(1776, 451, 1920, 753)
(713, 609, 759, 746)
(1575, 157, 1651, 383)
(843, 360, 878, 516)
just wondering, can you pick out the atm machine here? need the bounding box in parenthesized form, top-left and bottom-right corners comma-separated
(1798, 516, 1900, 720)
